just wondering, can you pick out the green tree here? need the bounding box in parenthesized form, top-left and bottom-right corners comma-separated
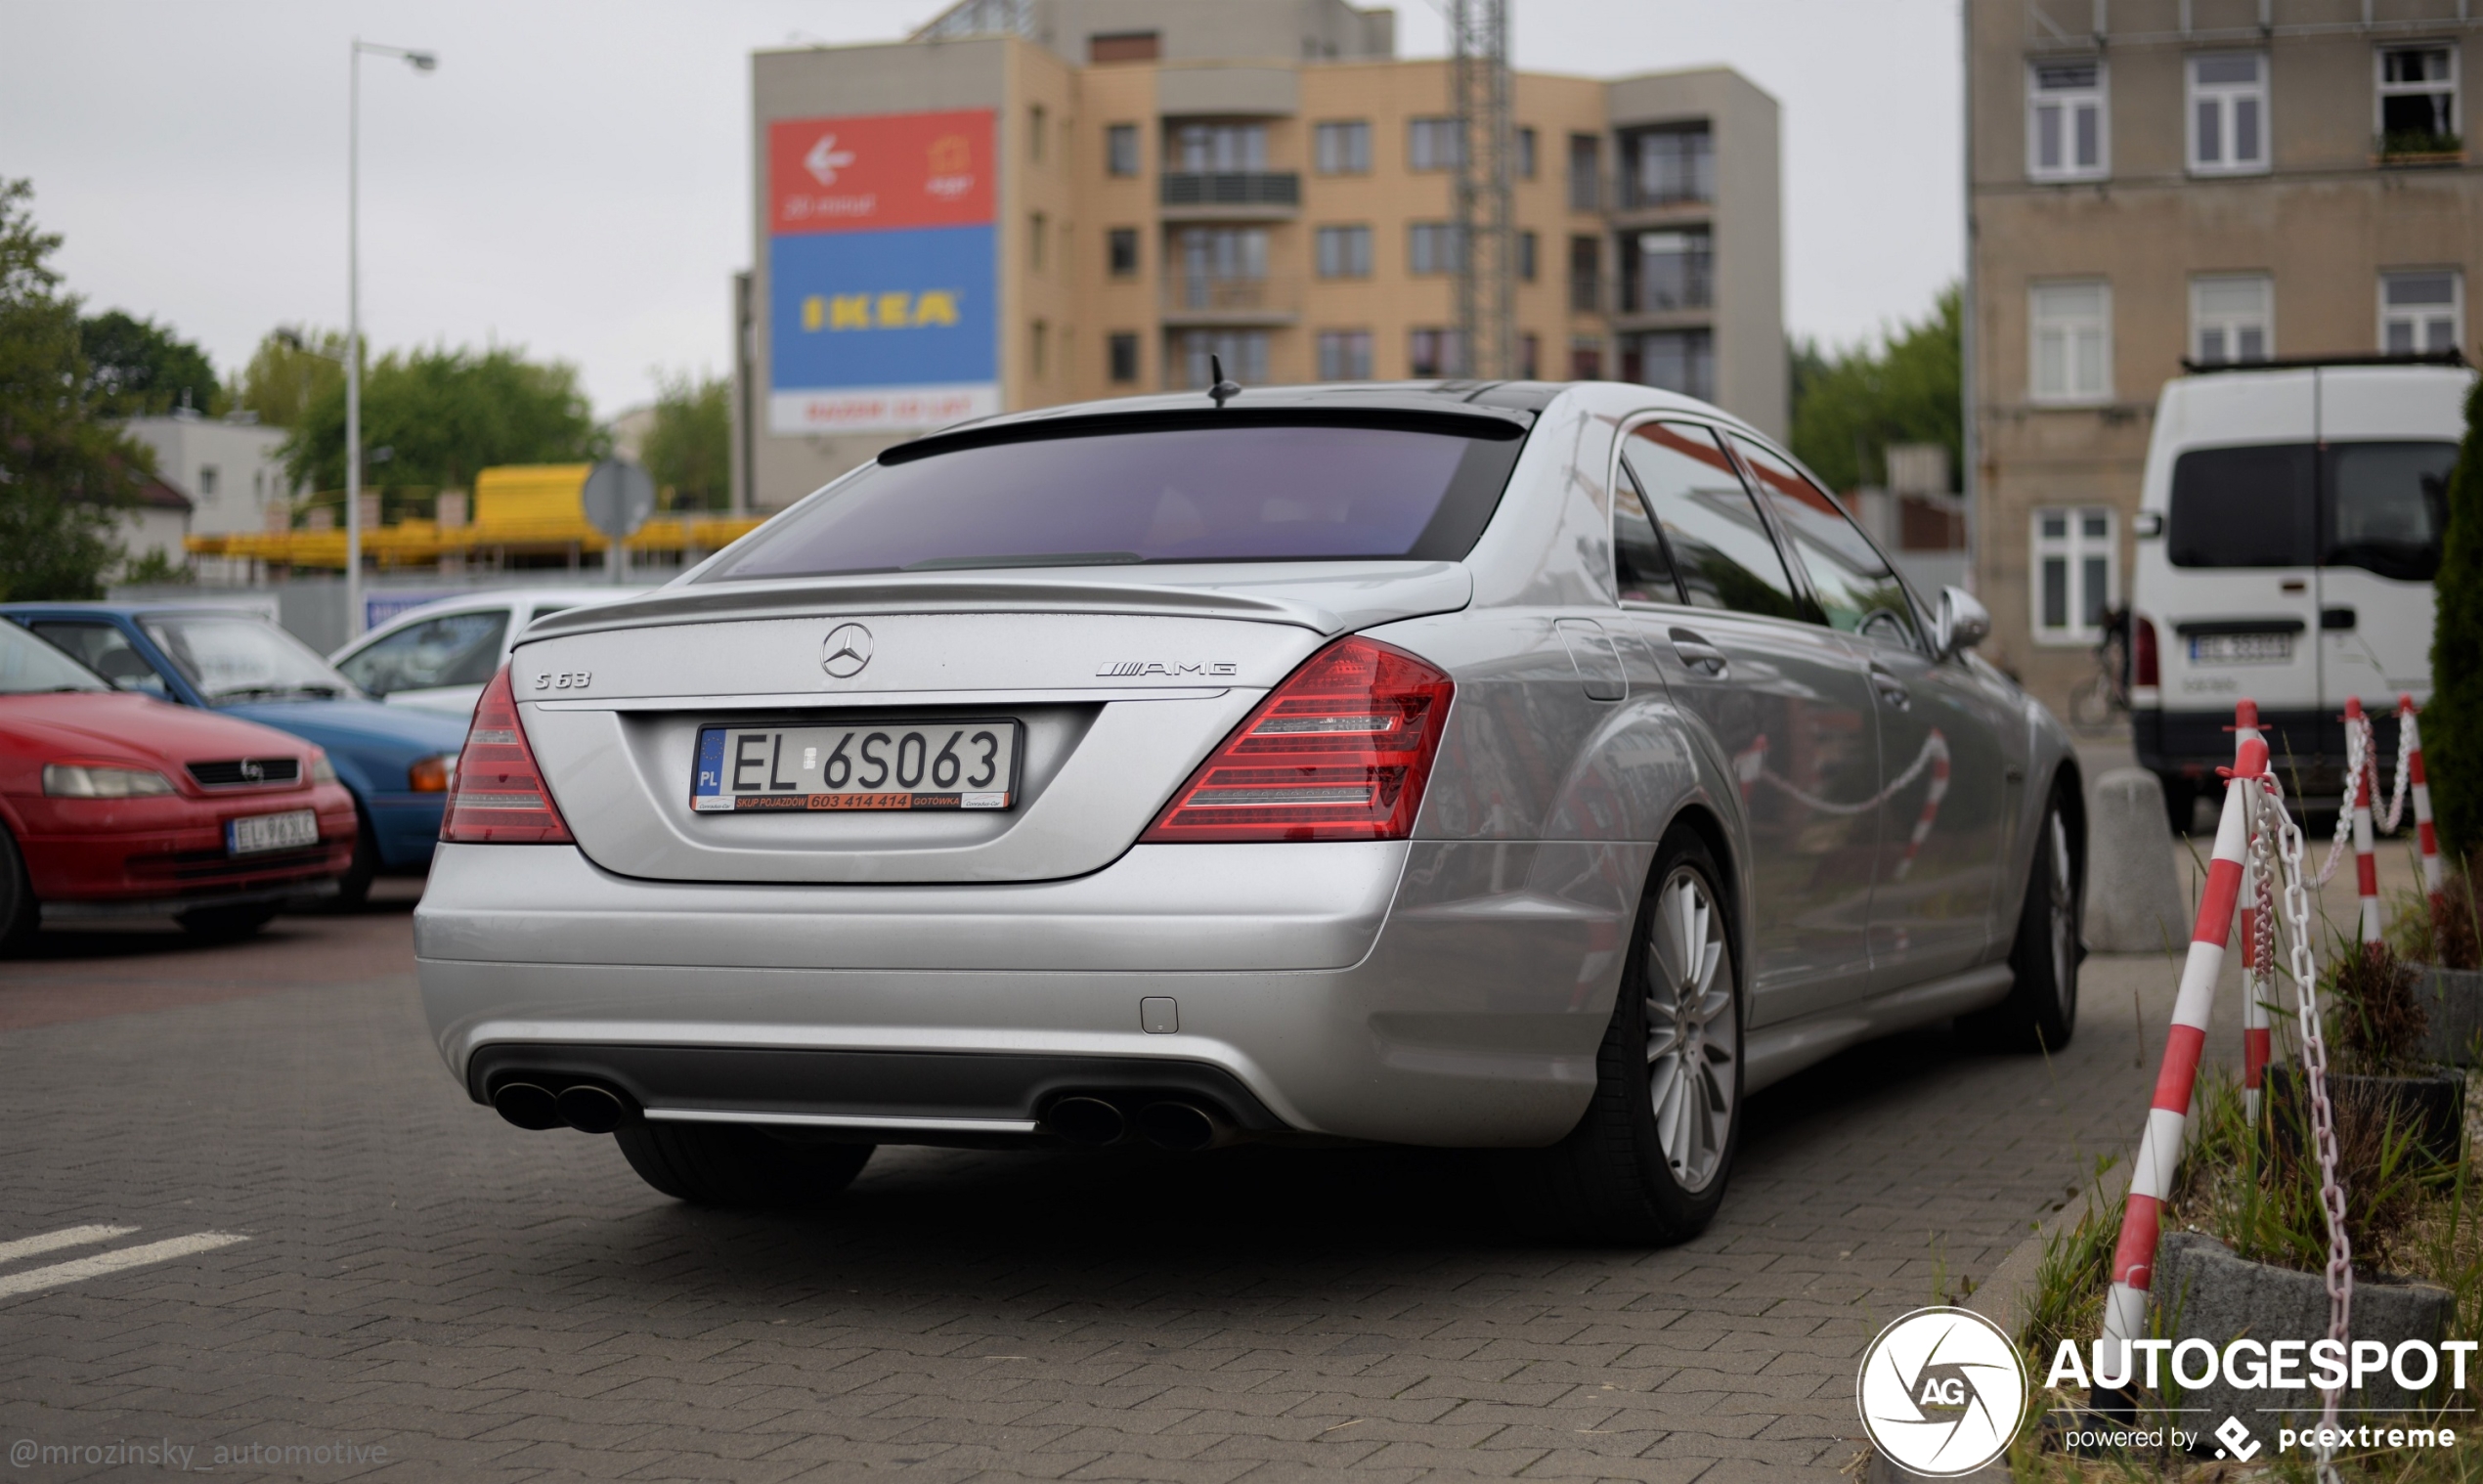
(80, 309, 222, 416)
(0, 179, 147, 601)
(2427, 376, 2483, 856)
(1788, 284, 1962, 494)
(281, 344, 607, 494)
(229, 327, 346, 430)
(641, 371, 730, 511)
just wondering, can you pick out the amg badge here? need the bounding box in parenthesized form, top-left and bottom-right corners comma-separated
(1096, 661, 1239, 678)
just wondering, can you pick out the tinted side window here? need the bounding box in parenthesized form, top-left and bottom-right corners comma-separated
(1613, 465, 1682, 603)
(2327, 441, 2455, 582)
(27, 620, 170, 695)
(2168, 444, 2315, 567)
(1620, 422, 1804, 621)
(336, 611, 508, 696)
(1728, 433, 1923, 649)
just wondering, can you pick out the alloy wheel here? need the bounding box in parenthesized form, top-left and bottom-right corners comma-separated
(2046, 809, 2076, 1021)
(1644, 866, 1736, 1193)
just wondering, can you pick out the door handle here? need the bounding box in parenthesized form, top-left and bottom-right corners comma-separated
(1870, 666, 1912, 711)
(2322, 606, 2357, 632)
(1668, 629, 1728, 677)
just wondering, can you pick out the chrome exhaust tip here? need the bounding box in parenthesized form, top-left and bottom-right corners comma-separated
(1135, 1101, 1224, 1153)
(554, 1084, 627, 1134)
(491, 1081, 561, 1130)
(1046, 1095, 1126, 1147)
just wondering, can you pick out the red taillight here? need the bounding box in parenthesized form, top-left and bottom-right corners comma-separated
(2133, 614, 2160, 688)
(1141, 635, 1455, 844)
(438, 664, 574, 844)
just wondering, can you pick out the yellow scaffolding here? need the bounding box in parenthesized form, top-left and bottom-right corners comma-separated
(186, 463, 768, 569)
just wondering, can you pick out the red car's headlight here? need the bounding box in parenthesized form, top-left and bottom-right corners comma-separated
(43, 764, 175, 798)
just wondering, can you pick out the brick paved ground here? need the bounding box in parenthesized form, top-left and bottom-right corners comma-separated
(0, 807, 2424, 1484)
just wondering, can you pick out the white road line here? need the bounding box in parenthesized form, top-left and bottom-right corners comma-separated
(0, 1233, 250, 1299)
(0, 1225, 140, 1267)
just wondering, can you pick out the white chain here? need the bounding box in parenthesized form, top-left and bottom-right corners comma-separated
(2256, 774, 2353, 1483)
(2313, 719, 2368, 887)
(2379, 712, 2413, 835)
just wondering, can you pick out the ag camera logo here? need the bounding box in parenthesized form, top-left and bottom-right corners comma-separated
(1857, 1307, 2027, 1476)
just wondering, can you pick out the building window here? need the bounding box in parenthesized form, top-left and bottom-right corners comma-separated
(1317, 330, 1372, 381)
(1619, 124, 1713, 207)
(1316, 225, 1372, 278)
(2378, 46, 2460, 154)
(1089, 31, 1159, 64)
(198, 464, 219, 501)
(1570, 336, 1604, 379)
(1169, 122, 1266, 171)
(1108, 227, 1140, 278)
(1173, 330, 1266, 389)
(2191, 274, 2272, 365)
(1567, 133, 1601, 210)
(1106, 123, 1140, 176)
(1622, 329, 1713, 402)
(1409, 328, 1468, 378)
(1315, 120, 1370, 174)
(1568, 235, 1600, 313)
(1409, 221, 1464, 276)
(1171, 228, 1268, 309)
(2027, 59, 2108, 181)
(1518, 230, 1538, 284)
(1108, 331, 1140, 383)
(1520, 332, 1540, 379)
(1623, 229, 1712, 312)
(2032, 506, 2115, 644)
(1028, 105, 1046, 163)
(1516, 126, 1538, 179)
(1028, 212, 1046, 270)
(2381, 270, 2463, 353)
(2187, 53, 2267, 174)
(1409, 117, 1464, 171)
(2029, 280, 2112, 404)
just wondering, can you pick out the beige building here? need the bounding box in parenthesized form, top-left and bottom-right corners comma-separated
(1968, 0, 2482, 713)
(731, 0, 1782, 510)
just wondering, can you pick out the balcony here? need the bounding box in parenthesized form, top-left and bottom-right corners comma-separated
(1159, 171, 1300, 216)
(1161, 275, 1301, 325)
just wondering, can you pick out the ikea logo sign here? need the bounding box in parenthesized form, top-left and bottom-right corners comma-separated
(801, 290, 964, 332)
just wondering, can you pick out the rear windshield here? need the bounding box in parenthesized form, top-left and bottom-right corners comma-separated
(701, 419, 1528, 583)
(2168, 440, 2456, 578)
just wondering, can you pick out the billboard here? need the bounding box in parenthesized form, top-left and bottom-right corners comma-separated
(766, 109, 998, 435)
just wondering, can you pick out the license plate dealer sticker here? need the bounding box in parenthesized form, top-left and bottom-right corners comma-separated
(228, 808, 320, 856)
(2188, 633, 2292, 665)
(692, 720, 1021, 812)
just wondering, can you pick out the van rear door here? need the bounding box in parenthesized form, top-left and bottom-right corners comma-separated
(2161, 421, 2322, 768)
(2314, 369, 2463, 743)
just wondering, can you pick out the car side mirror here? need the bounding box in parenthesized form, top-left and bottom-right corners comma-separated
(1935, 587, 1990, 658)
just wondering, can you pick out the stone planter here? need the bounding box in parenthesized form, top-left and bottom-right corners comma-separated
(2153, 1232, 2454, 1437)
(2265, 1065, 2466, 1169)
(2418, 966, 2483, 1066)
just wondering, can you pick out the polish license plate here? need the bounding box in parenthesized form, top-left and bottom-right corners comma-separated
(227, 808, 320, 856)
(2189, 633, 2291, 665)
(691, 720, 1022, 812)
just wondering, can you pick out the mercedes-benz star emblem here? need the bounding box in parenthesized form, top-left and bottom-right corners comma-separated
(821, 623, 874, 678)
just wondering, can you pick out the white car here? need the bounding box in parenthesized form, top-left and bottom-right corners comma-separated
(331, 588, 648, 718)
(2129, 358, 2471, 823)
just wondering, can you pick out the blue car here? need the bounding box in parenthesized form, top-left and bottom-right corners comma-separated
(2, 603, 469, 905)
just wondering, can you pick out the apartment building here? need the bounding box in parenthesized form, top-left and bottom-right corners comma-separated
(732, 0, 1782, 509)
(1968, 0, 2482, 713)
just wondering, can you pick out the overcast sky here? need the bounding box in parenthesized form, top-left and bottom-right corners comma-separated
(0, 0, 1963, 419)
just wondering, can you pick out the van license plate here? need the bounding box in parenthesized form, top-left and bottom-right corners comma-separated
(2189, 633, 2291, 665)
(228, 808, 320, 856)
(691, 720, 1022, 812)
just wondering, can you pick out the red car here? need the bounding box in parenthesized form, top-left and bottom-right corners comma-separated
(0, 619, 357, 947)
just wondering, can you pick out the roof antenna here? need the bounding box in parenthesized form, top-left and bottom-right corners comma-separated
(1207, 353, 1240, 408)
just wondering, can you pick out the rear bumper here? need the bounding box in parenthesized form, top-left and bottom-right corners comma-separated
(414, 837, 1638, 1148)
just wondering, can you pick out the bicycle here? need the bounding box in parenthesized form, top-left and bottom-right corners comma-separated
(2066, 604, 2131, 733)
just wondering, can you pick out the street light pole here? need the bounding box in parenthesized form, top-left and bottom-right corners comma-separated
(346, 38, 435, 640)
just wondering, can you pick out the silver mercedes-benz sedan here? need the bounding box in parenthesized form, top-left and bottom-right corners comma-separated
(415, 379, 2081, 1244)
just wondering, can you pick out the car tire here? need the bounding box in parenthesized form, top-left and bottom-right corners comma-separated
(175, 902, 279, 942)
(331, 809, 377, 911)
(1960, 784, 2081, 1053)
(613, 1122, 874, 1208)
(0, 824, 37, 955)
(1511, 831, 1743, 1245)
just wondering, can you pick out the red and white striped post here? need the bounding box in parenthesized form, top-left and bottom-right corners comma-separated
(2347, 698, 2382, 947)
(2099, 734, 2265, 1383)
(2404, 694, 2444, 905)
(2234, 701, 2270, 1123)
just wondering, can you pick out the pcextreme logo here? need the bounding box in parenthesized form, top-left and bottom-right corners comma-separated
(1856, 1307, 2028, 1477)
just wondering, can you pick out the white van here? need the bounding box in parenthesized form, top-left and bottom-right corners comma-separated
(329, 586, 649, 718)
(2130, 359, 2471, 822)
